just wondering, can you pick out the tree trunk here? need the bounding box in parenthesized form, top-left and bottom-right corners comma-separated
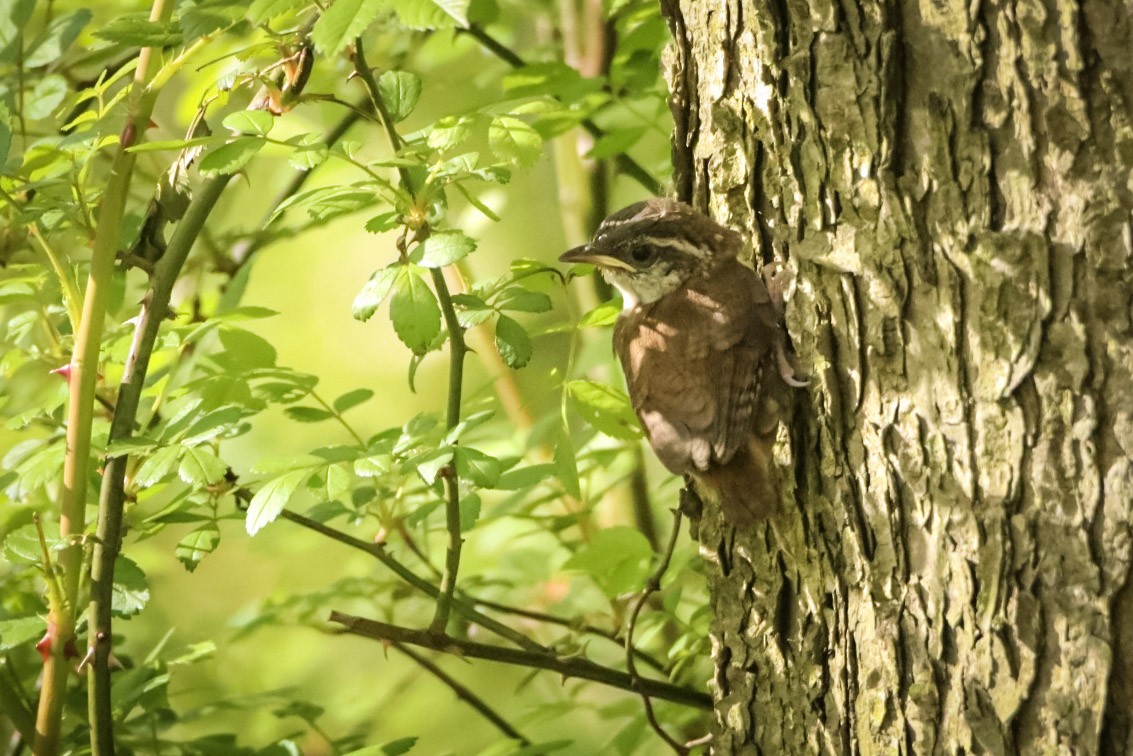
(660, 0, 1133, 752)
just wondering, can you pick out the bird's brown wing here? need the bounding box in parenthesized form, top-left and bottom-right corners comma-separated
(614, 258, 778, 476)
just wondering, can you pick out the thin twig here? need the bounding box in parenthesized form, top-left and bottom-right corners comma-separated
(625, 510, 689, 754)
(393, 643, 530, 744)
(276, 509, 543, 653)
(471, 596, 667, 674)
(329, 611, 711, 710)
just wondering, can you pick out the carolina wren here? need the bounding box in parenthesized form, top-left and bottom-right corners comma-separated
(561, 198, 805, 525)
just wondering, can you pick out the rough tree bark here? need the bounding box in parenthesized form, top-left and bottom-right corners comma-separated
(659, 0, 1133, 752)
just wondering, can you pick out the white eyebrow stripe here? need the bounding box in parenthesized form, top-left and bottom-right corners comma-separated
(637, 235, 711, 259)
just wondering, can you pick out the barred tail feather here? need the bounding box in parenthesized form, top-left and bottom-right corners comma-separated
(693, 436, 779, 526)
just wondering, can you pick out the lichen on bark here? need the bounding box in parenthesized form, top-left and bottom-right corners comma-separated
(660, 0, 1133, 752)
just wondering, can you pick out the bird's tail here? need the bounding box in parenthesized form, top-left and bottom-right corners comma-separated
(693, 435, 779, 527)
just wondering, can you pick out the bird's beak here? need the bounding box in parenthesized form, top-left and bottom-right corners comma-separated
(559, 245, 634, 271)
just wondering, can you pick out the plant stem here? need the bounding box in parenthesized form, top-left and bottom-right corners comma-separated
(37, 0, 173, 751)
(393, 643, 530, 744)
(278, 510, 544, 653)
(87, 174, 234, 756)
(625, 511, 687, 754)
(329, 611, 711, 710)
(428, 268, 467, 634)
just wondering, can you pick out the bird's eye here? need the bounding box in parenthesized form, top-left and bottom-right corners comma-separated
(631, 245, 654, 262)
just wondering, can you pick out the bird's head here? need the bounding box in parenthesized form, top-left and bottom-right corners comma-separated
(559, 198, 741, 309)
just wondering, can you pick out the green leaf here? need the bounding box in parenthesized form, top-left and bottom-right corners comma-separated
(285, 406, 334, 423)
(578, 300, 620, 327)
(198, 137, 265, 176)
(310, 0, 386, 55)
(322, 463, 351, 500)
(454, 447, 500, 488)
(247, 0, 309, 23)
(355, 454, 391, 477)
(176, 523, 220, 572)
(364, 211, 401, 233)
(390, 266, 441, 355)
(410, 447, 453, 485)
(562, 526, 652, 597)
(495, 463, 555, 491)
(26, 75, 68, 120)
(494, 314, 531, 369)
(0, 0, 35, 62)
(494, 287, 551, 313)
(105, 436, 159, 456)
(178, 446, 228, 486)
(0, 616, 43, 653)
(246, 469, 309, 535)
(391, 0, 468, 29)
(566, 379, 642, 440)
(460, 492, 481, 530)
(378, 70, 422, 123)
(426, 116, 469, 150)
(222, 110, 275, 137)
(414, 230, 476, 268)
(553, 429, 581, 499)
(289, 144, 328, 171)
(94, 15, 182, 46)
(334, 388, 374, 412)
(353, 265, 401, 321)
(214, 327, 277, 371)
(181, 0, 246, 39)
(135, 446, 181, 487)
(112, 556, 150, 618)
(587, 126, 646, 159)
(488, 116, 541, 167)
(25, 9, 92, 67)
(1, 524, 45, 565)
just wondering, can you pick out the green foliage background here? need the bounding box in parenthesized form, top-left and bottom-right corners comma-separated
(0, 0, 713, 752)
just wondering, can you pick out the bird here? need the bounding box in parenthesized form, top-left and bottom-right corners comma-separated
(560, 198, 805, 525)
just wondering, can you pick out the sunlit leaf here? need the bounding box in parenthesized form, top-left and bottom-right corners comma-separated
(222, 110, 275, 137)
(414, 230, 476, 268)
(178, 446, 228, 486)
(199, 137, 265, 176)
(566, 379, 642, 440)
(494, 314, 531, 369)
(454, 447, 500, 488)
(334, 388, 374, 412)
(246, 469, 309, 535)
(389, 265, 441, 354)
(135, 446, 182, 487)
(378, 70, 422, 123)
(176, 523, 220, 572)
(353, 265, 401, 321)
(112, 556, 150, 618)
(285, 406, 334, 422)
(562, 526, 652, 597)
(494, 287, 551, 313)
(311, 0, 386, 55)
(247, 0, 308, 24)
(488, 116, 541, 167)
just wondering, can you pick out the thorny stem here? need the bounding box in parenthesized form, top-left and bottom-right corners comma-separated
(38, 0, 172, 751)
(625, 511, 688, 754)
(393, 643, 530, 744)
(87, 174, 234, 756)
(329, 611, 712, 711)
